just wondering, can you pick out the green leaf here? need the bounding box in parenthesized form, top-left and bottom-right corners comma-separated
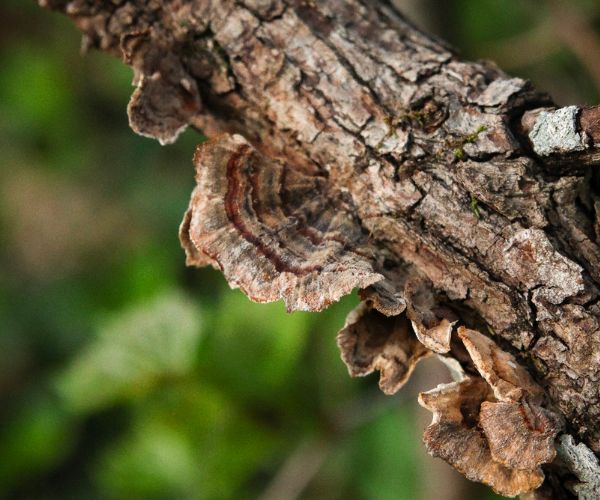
(95, 419, 199, 500)
(56, 291, 202, 412)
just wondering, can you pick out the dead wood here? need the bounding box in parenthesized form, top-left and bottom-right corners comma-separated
(39, 1, 600, 496)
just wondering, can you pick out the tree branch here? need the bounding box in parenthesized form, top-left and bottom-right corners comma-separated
(39, 0, 600, 496)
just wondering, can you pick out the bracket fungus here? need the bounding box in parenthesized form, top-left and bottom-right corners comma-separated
(359, 275, 407, 317)
(179, 134, 383, 311)
(334, 283, 564, 496)
(480, 400, 562, 472)
(335, 279, 564, 495)
(419, 378, 546, 497)
(337, 303, 430, 395)
(123, 30, 202, 145)
(457, 326, 545, 404)
(417, 327, 563, 497)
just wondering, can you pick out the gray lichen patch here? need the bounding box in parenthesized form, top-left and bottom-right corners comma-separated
(529, 106, 588, 156)
(557, 435, 600, 499)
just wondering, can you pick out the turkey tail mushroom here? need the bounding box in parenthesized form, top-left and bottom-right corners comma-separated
(180, 134, 383, 311)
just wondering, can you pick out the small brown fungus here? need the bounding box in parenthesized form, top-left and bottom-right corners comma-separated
(419, 378, 545, 497)
(180, 134, 383, 311)
(419, 328, 563, 496)
(404, 279, 457, 353)
(457, 326, 544, 403)
(121, 31, 202, 145)
(358, 266, 412, 317)
(337, 303, 430, 395)
(479, 400, 561, 471)
(359, 280, 407, 317)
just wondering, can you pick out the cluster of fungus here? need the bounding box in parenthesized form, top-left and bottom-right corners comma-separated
(338, 306, 564, 497)
(180, 134, 565, 497)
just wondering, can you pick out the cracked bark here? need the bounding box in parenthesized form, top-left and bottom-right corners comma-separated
(40, 0, 600, 497)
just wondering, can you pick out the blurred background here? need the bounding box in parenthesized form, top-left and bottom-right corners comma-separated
(1, 1, 599, 499)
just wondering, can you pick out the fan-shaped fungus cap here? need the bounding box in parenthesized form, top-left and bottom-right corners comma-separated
(480, 400, 562, 471)
(180, 134, 383, 311)
(337, 303, 430, 395)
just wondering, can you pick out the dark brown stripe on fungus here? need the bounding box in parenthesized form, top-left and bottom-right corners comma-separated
(223, 143, 321, 275)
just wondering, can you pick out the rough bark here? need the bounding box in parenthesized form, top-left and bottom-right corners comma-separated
(39, 0, 600, 497)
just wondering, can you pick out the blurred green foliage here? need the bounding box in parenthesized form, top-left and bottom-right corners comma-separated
(57, 291, 203, 413)
(0, 1, 598, 499)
